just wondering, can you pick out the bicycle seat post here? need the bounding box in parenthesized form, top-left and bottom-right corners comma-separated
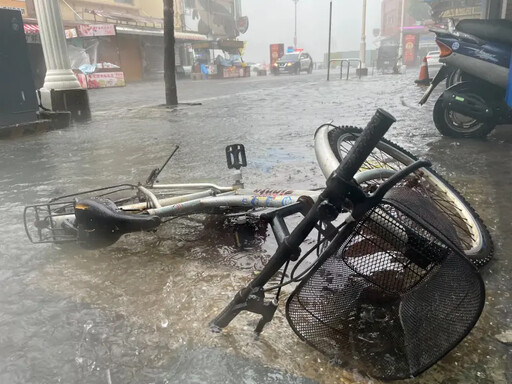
(232, 168, 243, 189)
(225, 144, 247, 189)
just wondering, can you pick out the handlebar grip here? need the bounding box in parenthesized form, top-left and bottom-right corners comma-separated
(335, 108, 396, 181)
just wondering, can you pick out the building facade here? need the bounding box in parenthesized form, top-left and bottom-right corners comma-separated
(0, 0, 243, 86)
(381, 0, 417, 38)
(505, 0, 512, 18)
(380, 0, 435, 66)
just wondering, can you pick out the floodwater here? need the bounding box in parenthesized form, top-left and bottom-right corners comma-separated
(0, 71, 511, 383)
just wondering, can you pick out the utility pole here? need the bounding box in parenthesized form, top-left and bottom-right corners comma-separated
(293, 0, 299, 48)
(397, 0, 406, 69)
(163, 0, 178, 106)
(327, 0, 332, 81)
(358, 0, 368, 76)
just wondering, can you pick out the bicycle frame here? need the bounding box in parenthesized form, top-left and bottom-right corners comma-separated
(25, 118, 399, 247)
(24, 179, 322, 245)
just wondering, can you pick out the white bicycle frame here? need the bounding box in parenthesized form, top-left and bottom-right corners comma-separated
(24, 126, 395, 245)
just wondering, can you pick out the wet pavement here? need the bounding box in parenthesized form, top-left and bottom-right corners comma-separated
(1, 70, 511, 383)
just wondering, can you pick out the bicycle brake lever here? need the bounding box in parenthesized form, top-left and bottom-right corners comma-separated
(370, 160, 431, 201)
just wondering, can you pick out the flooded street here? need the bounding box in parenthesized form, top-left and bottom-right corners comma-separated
(1, 71, 511, 383)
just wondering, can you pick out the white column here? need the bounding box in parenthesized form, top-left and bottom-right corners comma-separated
(33, 0, 81, 90)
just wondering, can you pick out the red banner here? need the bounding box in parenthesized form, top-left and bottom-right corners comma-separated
(269, 43, 284, 67)
(403, 34, 417, 66)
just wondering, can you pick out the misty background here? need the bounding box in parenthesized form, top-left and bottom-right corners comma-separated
(241, 0, 382, 64)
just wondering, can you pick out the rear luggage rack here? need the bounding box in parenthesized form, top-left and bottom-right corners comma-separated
(24, 201, 78, 244)
(24, 184, 139, 245)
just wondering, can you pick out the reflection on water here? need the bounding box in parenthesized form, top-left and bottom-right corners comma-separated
(0, 72, 510, 383)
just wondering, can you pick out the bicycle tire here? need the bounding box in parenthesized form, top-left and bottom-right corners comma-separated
(326, 126, 493, 268)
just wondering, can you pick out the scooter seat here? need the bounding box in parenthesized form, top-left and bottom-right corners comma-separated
(457, 19, 512, 46)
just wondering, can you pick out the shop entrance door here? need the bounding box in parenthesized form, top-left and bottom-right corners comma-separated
(118, 35, 143, 82)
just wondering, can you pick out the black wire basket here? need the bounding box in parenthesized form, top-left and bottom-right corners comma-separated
(286, 188, 485, 380)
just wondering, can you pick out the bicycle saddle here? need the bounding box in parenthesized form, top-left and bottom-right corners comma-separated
(75, 198, 161, 249)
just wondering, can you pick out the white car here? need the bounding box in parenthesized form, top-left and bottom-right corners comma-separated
(426, 50, 441, 67)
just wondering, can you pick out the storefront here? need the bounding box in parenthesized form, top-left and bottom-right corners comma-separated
(23, 22, 126, 89)
(115, 25, 207, 80)
(23, 19, 212, 87)
(191, 39, 250, 79)
(70, 24, 126, 88)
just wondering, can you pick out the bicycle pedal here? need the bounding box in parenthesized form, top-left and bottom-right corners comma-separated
(225, 144, 247, 170)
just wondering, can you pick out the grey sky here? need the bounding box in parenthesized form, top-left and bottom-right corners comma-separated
(240, 0, 382, 63)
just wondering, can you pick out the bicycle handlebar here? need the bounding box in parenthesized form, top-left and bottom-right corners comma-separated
(333, 108, 396, 182)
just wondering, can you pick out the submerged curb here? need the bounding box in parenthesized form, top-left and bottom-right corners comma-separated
(0, 111, 71, 140)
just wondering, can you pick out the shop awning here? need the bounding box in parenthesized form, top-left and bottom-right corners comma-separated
(191, 39, 245, 50)
(24, 24, 39, 34)
(115, 25, 207, 41)
(86, 9, 163, 27)
(175, 31, 208, 41)
(23, 24, 78, 39)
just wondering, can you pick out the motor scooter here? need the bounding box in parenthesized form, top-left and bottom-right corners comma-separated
(420, 19, 512, 138)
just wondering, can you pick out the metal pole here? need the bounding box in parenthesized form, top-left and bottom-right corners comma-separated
(360, 0, 367, 68)
(293, 0, 299, 48)
(164, 0, 178, 106)
(397, 0, 406, 68)
(327, 0, 332, 81)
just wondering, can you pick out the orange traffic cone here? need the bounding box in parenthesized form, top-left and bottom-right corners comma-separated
(414, 57, 431, 85)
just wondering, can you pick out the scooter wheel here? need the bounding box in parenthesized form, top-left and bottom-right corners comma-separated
(433, 95, 496, 139)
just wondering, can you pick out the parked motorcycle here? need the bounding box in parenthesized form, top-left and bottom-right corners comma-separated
(420, 19, 512, 138)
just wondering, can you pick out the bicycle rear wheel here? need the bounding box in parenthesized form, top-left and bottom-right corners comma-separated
(327, 126, 493, 267)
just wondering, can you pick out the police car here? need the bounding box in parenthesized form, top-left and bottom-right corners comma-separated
(272, 50, 313, 75)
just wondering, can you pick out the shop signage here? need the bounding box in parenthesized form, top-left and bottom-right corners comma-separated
(236, 16, 249, 34)
(86, 72, 125, 88)
(65, 27, 78, 39)
(441, 7, 480, 19)
(191, 41, 211, 49)
(218, 40, 244, 50)
(77, 24, 116, 37)
(223, 66, 240, 78)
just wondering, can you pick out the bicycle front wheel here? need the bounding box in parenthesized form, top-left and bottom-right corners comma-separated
(327, 126, 493, 267)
